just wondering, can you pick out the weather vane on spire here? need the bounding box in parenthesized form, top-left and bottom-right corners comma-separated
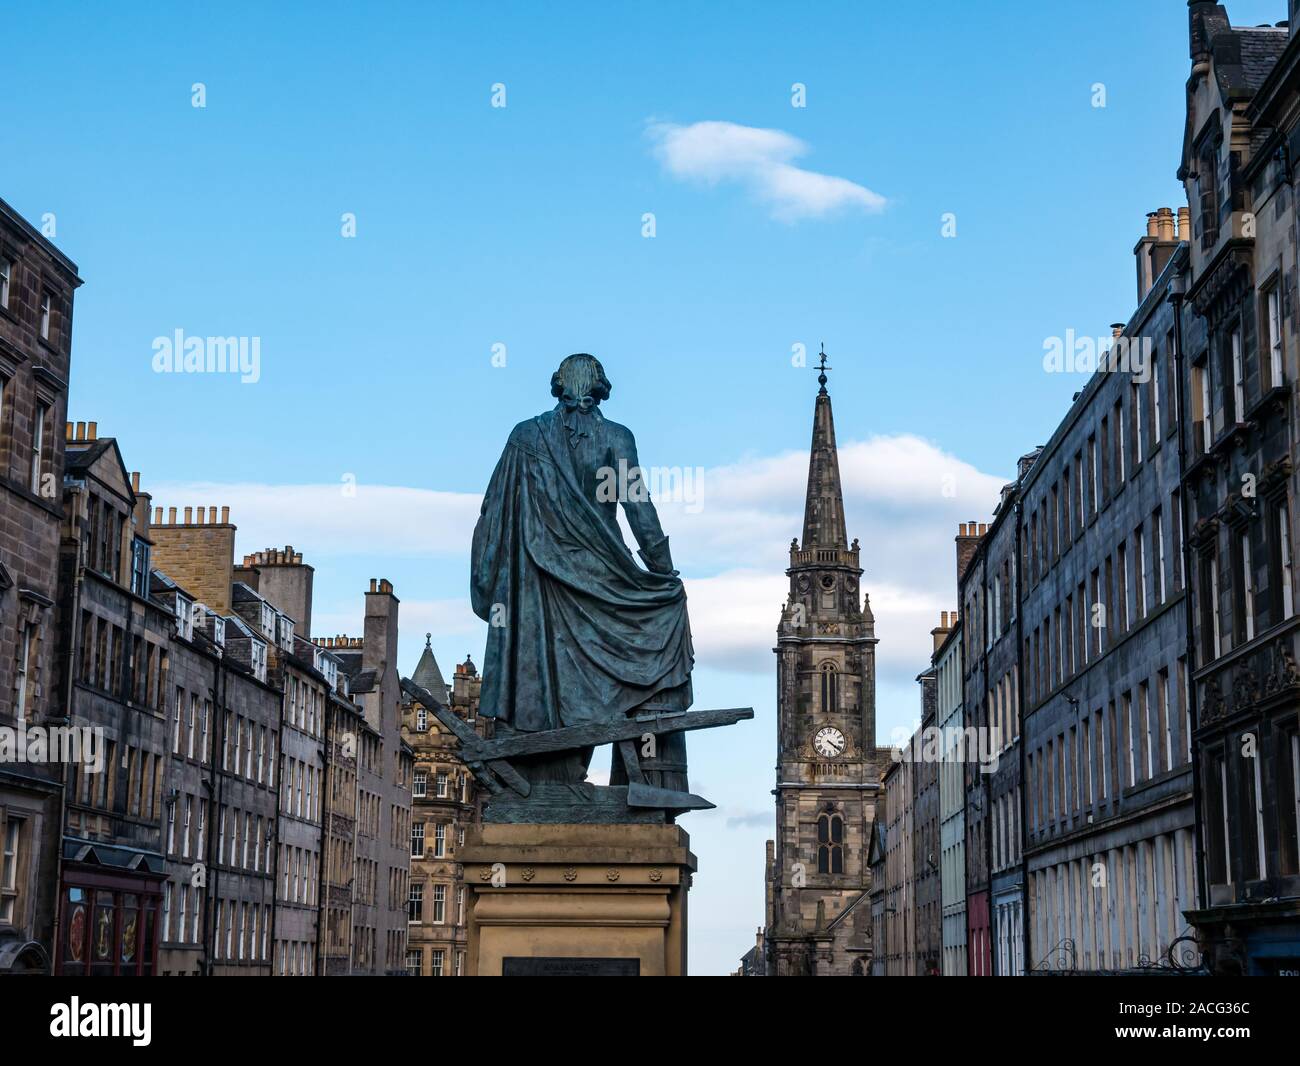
(816, 342, 831, 394)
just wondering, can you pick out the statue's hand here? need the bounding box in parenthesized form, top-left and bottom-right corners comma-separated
(637, 535, 676, 576)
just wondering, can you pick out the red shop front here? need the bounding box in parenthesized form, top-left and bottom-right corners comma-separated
(56, 861, 163, 976)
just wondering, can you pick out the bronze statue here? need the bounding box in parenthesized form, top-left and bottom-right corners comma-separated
(403, 355, 750, 822)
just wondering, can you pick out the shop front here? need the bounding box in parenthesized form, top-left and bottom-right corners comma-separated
(56, 845, 164, 977)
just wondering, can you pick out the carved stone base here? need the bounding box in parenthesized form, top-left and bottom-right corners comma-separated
(461, 823, 696, 976)
(483, 783, 670, 824)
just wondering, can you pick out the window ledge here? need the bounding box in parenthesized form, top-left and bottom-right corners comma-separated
(1245, 383, 1289, 423)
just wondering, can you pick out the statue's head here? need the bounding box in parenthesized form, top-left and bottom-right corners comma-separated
(550, 354, 611, 410)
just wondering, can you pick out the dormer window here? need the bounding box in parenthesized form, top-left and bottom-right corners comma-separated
(176, 593, 194, 641)
(251, 639, 267, 683)
(416, 707, 428, 731)
(260, 603, 276, 641)
(316, 652, 338, 692)
(279, 617, 294, 651)
(212, 618, 226, 647)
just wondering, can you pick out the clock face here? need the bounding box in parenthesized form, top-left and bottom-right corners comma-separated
(813, 726, 846, 757)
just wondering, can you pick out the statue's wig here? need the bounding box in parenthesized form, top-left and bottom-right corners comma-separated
(550, 354, 612, 405)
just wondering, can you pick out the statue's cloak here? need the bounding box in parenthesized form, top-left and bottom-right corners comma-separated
(471, 406, 694, 732)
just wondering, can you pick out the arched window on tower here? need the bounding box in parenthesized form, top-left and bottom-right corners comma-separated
(820, 662, 838, 714)
(816, 811, 844, 874)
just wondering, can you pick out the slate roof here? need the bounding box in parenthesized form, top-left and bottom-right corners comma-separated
(1210, 23, 1288, 100)
(347, 669, 377, 694)
(411, 633, 449, 702)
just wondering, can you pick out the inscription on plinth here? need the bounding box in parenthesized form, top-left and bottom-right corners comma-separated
(501, 956, 640, 976)
(462, 823, 697, 976)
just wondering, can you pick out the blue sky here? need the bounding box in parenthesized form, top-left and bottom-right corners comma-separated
(5, 0, 1288, 974)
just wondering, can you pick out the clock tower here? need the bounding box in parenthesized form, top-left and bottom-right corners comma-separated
(764, 353, 887, 976)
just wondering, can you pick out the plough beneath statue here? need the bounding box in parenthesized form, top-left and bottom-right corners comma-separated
(401, 678, 752, 815)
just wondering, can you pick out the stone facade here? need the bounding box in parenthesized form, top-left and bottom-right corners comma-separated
(765, 375, 891, 976)
(1019, 237, 1199, 974)
(55, 429, 171, 974)
(912, 664, 941, 975)
(400, 640, 487, 976)
(0, 198, 79, 974)
(934, 615, 967, 975)
(315, 579, 415, 975)
(1179, 1, 1300, 975)
(870, 756, 909, 975)
(318, 671, 365, 975)
(961, 462, 1032, 978)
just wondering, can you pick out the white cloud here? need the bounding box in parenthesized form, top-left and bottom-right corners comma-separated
(146, 480, 481, 558)
(647, 120, 886, 221)
(152, 433, 1007, 686)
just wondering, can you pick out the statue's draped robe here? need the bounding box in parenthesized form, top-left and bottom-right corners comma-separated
(471, 404, 694, 736)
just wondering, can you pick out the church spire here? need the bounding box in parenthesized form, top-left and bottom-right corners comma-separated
(801, 347, 848, 550)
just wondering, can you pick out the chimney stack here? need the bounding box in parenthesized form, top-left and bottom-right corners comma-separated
(956, 521, 983, 581)
(150, 504, 238, 614)
(362, 578, 401, 732)
(243, 545, 315, 635)
(931, 611, 954, 654)
(1135, 206, 1184, 303)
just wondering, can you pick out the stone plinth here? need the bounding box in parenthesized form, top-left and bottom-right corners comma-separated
(461, 823, 696, 976)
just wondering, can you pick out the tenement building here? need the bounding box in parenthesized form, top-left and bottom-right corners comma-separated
(868, 669, 945, 976)
(912, 660, 941, 975)
(869, 752, 910, 975)
(233, 548, 331, 976)
(316, 639, 369, 976)
(934, 611, 966, 975)
(0, 198, 80, 974)
(960, 463, 1030, 978)
(149, 509, 284, 976)
(764, 368, 890, 976)
(1021, 228, 1201, 974)
(401, 641, 486, 976)
(55, 427, 172, 975)
(1179, 2, 1300, 974)
(315, 579, 414, 976)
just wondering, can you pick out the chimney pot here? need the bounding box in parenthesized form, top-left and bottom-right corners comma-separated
(209, 506, 217, 524)
(1146, 211, 1160, 237)
(87, 422, 97, 440)
(1156, 206, 1176, 242)
(220, 506, 230, 524)
(75, 421, 85, 440)
(168, 507, 177, 523)
(184, 507, 193, 523)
